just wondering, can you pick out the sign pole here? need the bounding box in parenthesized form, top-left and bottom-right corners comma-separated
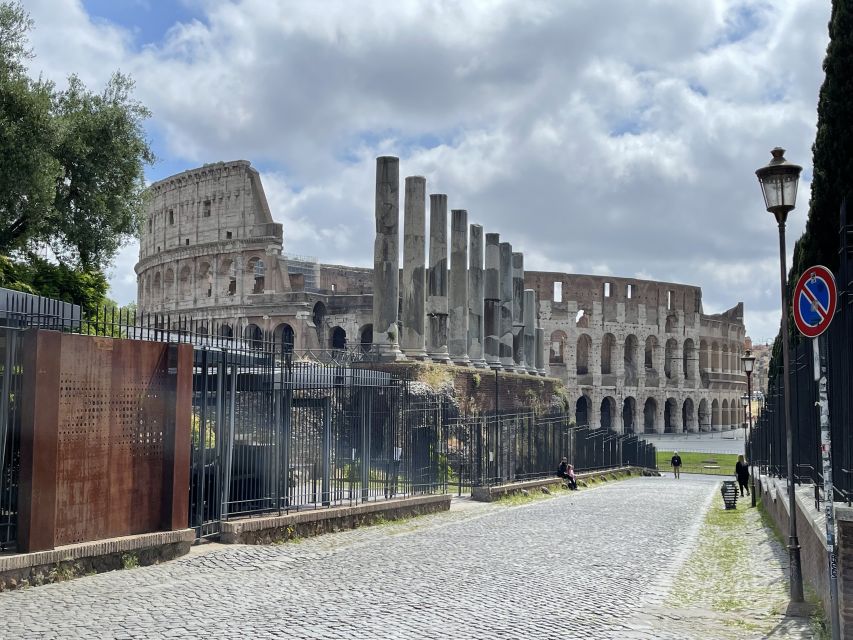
(813, 335, 840, 640)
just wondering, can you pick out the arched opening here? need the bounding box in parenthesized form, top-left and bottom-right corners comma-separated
(698, 399, 710, 431)
(330, 326, 347, 350)
(244, 324, 263, 350)
(624, 335, 639, 386)
(665, 314, 677, 333)
(682, 398, 695, 432)
(600, 396, 616, 430)
(248, 257, 266, 294)
(731, 397, 740, 429)
(664, 338, 677, 379)
(643, 398, 658, 434)
(359, 324, 373, 354)
(219, 259, 236, 297)
(178, 265, 191, 300)
(711, 342, 720, 371)
(721, 344, 729, 372)
(576, 334, 591, 376)
(219, 324, 233, 339)
(143, 276, 151, 305)
(164, 268, 175, 302)
(152, 272, 162, 301)
(197, 323, 209, 337)
(601, 333, 616, 375)
(549, 330, 567, 364)
(274, 323, 295, 354)
(712, 399, 721, 431)
(664, 397, 679, 433)
(644, 336, 659, 374)
(575, 395, 591, 427)
(682, 338, 695, 380)
(198, 262, 212, 298)
(722, 399, 730, 430)
(699, 339, 708, 370)
(623, 397, 636, 433)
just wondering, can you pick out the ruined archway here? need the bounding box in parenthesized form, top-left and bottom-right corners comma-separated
(601, 333, 616, 376)
(712, 399, 721, 431)
(664, 397, 679, 433)
(274, 323, 295, 354)
(682, 398, 696, 432)
(644, 336, 659, 373)
(550, 330, 567, 363)
(643, 397, 658, 434)
(330, 326, 347, 350)
(575, 395, 591, 428)
(178, 265, 191, 301)
(722, 399, 730, 430)
(682, 339, 695, 380)
(600, 396, 616, 430)
(623, 397, 637, 433)
(576, 334, 592, 376)
(698, 398, 710, 431)
(624, 335, 639, 386)
(664, 338, 677, 379)
(359, 324, 373, 354)
(244, 323, 264, 350)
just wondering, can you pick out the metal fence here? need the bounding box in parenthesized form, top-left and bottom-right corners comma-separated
(749, 199, 853, 504)
(0, 299, 657, 550)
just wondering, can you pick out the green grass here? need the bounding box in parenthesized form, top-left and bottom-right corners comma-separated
(656, 450, 740, 476)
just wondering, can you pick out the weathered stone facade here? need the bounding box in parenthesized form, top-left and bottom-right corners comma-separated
(136, 161, 747, 433)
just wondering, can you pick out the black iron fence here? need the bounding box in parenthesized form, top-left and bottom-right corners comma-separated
(749, 200, 853, 504)
(0, 298, 657, 549)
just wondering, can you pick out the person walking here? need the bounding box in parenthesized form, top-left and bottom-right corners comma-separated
(670, 451, 682, 479)
(735, 454, 750, 497)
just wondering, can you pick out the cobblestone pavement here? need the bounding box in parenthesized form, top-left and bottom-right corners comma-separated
(0, 476, 816, 639)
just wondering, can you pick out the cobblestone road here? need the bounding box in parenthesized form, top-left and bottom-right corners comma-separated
(0, 476, 813, 639)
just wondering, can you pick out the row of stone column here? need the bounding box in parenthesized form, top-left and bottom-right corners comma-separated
(371, 156, 546, 374)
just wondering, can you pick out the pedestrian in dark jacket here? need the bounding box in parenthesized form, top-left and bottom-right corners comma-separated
(735, 454, 750, 497)
(671, 452, 682, 479)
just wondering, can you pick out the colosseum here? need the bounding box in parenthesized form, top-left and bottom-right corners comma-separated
(135, 159, 748, 434)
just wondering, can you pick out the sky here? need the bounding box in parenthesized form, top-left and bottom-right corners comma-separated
(21, 0, 832, 343)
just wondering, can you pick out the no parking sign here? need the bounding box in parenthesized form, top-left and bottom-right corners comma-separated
(792, 265, 837, 338)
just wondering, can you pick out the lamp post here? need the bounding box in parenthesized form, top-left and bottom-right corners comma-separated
(742, 349, 756, 507)
(755, 147, 804, 602)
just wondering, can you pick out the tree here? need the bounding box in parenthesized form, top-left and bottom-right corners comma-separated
(0, 1, 153, 274)
(769, 0, 853, 381)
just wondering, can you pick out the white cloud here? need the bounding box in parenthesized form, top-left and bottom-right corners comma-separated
(20, 0, 831, 342)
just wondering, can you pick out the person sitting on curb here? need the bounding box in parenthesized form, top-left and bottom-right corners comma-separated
(671, 451, 683, 479)
(557, 457, 578, 490)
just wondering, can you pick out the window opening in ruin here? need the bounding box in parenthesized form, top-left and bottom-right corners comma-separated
(576, 334, 591, 375)
(185, 239, 189, 246)
(550, 330, 566, 364)
(148, 219, 152, 232)
(157, 246, 161, 253)
(643, 398, 657, 433)
(575, 396, 589, 428)
(281, 324, 295, 354)
(252, 259, 266, 294)
(667, 290, 673, 309)
(601, 333, 615, 375)
(226, 231, 233, 239)
(604, 282, 611, 297)
(627, 284, 633, 299)
(169, 210, 174, 225)
(553, 281, 562, 302)
(359, 324, 373, 354)
(203, 200, 211, 217)
(330, 326, 346, 350)
(623, 397, 635, 433)
(228, 264, 236, 296)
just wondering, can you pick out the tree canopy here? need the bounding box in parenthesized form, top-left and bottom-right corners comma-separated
(0, 0, 152, 302)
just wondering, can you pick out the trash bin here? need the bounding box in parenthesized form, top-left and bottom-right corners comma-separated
(721, 480, 738, 509)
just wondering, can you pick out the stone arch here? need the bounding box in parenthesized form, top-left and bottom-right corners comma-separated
(711, 342, 720, 371)
(721, 344, 729, 372)
(143, 275, 151, 305)
(722, 399, 730, 430)
(699, 339, 708, 370)
(197, 323, 209, 337)
(664, 338, 677, 379)
(550, 330, 567, 364)
(330, 326, 347, 350)
(359, 324, 373, 354)
(698, 398, 710, 431)
(178, 265, 192, 300)
(219, 258, 236, 297)
(152, 272, 162, 301)
(246, 256, 267, 294)
(682, 398, 696, 432)
(575, 395, 591, 427)
(312, 301, 327, 345)
(644, 336, 659, 372)
(164, 268, 175, 302)
(600, 396, 616, 430)
(712, 399, 721, 431)
(576, 334, 592, 376)
(198, 262, 212, 298)
(273, 323, 295, 354)
(219, 324, 233, 339)
(601, 333, 616, 375)
(244, 323, 264, 350)
(731, 397, 741, 429)
(643, 397, 658, 434)
(623, 397, 637, 433)
(624, 335, 639, 386)
(682, 338, 695, 380)
(664, 397, 679, 433)
(665, 314, 677, 333)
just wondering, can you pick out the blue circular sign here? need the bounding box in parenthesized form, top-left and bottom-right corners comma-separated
(793, 265, 837, 338)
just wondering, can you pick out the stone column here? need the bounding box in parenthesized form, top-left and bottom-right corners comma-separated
(511, 252, 526, 372)
(448, 209, 470, 366)
(536, 327, 546, 376)
(401, 176, 428, 359)
(371, 156, 404, 361)
(499, 242, 514, 370)
(523, 289, 536, 374)
(468, 224, 488, 368)
(426, 194, 450, 362)
(484, 233, 502, 370)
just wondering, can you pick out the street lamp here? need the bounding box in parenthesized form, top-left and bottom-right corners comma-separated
(755, 147, 804, 602)
(742, 349, 756, 507)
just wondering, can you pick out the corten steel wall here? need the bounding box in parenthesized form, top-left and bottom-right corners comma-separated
(17, 330, 192, 553)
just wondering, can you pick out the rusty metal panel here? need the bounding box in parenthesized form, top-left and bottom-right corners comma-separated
(53, 334, 173, 546)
